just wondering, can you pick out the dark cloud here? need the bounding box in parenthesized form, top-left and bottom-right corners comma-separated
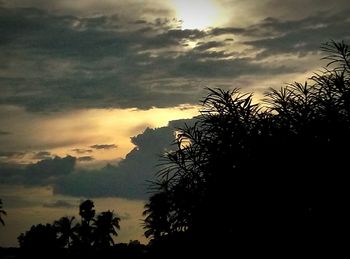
(32, 151, 52, 160)
(0, 151, 26, 159)
(0, 162, 25, 185)
(209, 27, 247, 36)
(72, 148, 93, 154)
(25, 155, 76, 185)
(0, 155, 76, 186)
(77, 156, 94, 162)
(193, 41, 227, 51)
(0, 130, 11, 135)
(0, 5, 321, 112)
(0, 6, 203, 111)
(43, 200, 75, 208)
(90, 144, 118, 150)
(243, 10, 350, 58)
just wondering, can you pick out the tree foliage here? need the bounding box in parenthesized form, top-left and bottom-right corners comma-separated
(143, 41, 350, 256)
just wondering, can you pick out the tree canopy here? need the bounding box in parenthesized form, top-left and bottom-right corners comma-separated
(143, 41, 350, 257)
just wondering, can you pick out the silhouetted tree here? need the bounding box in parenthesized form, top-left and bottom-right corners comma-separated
(144, 41, 350, 256)
(0, 199, 6, 226)
(77, 199, 95, 248)
(54, 216, 77, 248)
(79, 200, 95, 224)
(16, 200, 127, 258)
(18, 224, 60, 251)
(93, 211, 120, 249)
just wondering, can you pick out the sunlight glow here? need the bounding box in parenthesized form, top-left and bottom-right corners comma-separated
(172, 0, 224, 30)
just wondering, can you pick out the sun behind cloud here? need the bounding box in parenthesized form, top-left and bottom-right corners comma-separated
(171, 0, 225, 30)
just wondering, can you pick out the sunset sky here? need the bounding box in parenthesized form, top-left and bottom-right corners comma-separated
(1, 0, 350, 247)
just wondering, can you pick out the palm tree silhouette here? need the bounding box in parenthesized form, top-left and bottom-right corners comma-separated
(54, 216, 77, 248)
(78, 200, 96, 248)
(79, 200, 95, 224)
(93, 211, 120, 248)
(0, 199, 6, 226)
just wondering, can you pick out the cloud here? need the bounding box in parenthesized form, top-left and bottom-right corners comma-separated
(32, 151, 52, 160)
(0, 155, 77, 186)
(90, 144, 118, 150)
(43, 200, 75, 208)
(54, 118, 196, 199)
(1, 4, 334, 112)
(0, 151, 26, 159)
(243, 10, 350, 58)
(0, 119, 196, 199)
(193, 41, 227, 51)
(0, 6, 196, 111)
(0, 130, 11, 135)
(72, 148, 93, 154)
(24, 155, 76, 185)
(77, 156, 94, 162)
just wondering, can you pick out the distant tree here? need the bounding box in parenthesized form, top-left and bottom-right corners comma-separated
(18, 224, 60, 250)
(93, 211, 120, 249)
(17, 199, 124, 257)
(0, 199, 6, 226)
(53, 216, 77, 248)
(79, 199, 95, 224)
(143, 41, 350, 256)
(77, 199, 96, 248)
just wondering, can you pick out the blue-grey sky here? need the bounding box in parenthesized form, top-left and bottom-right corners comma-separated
(0, 0, 350, 247)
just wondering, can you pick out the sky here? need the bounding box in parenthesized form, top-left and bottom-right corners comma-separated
(0, 0, 350, 247)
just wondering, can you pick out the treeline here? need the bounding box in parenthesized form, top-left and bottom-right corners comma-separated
(16, 200, 146, 258)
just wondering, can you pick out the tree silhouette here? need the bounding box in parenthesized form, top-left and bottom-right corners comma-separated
(93, 211, 120, 249)
(143, 41, 350, 256)
(54, 216, 77, 248)
(77, 199, 96, 248)
(18, 224, 60, 251)
(17, 199, 124, 257)
(0, 199, 6, 226)
(79, 199, 95, 224)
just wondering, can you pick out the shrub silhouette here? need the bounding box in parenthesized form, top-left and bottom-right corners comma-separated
(143, 41, 350, 256)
